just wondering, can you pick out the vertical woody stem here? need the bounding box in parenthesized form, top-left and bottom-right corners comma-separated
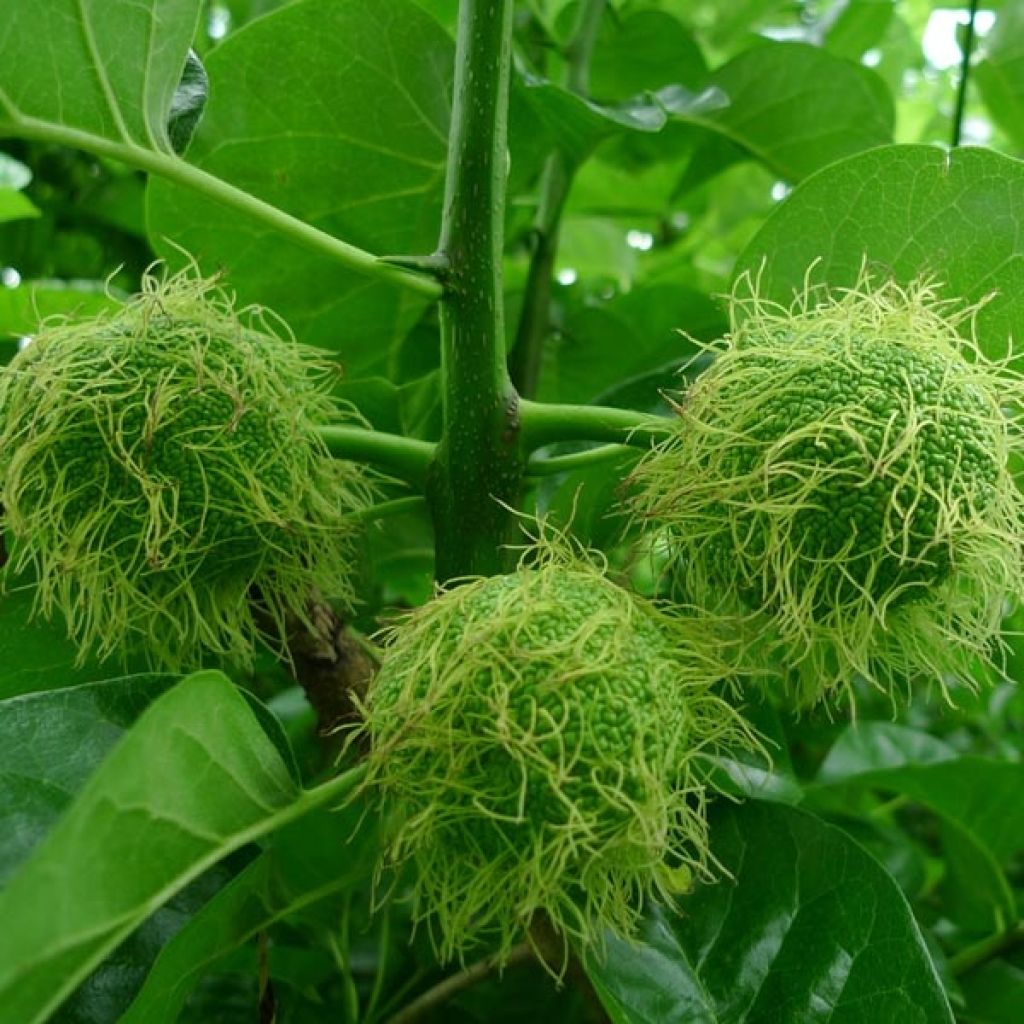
(429, 0, 521, 580)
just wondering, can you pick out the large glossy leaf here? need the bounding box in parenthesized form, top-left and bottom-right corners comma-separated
(733, 146, 1024, 360)
(119, 800, 380, 1024)
(147, 0, 452, 376)
(0, 670, 361, 1024)
(0, 0, 200, 151)
(586, 801, 954, 1023)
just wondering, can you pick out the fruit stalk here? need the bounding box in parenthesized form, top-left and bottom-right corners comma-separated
(519, 398, 670, 448)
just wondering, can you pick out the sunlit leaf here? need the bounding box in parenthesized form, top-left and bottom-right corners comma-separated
(0, 1, 201, 151)
(734, 145, 1024, 360)
(147, 0, 452, 375)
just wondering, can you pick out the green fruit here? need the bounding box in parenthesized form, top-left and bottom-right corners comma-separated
(0, 268, 369, 669)
(632, 275, 1024, 706)
(359, 541, 752, 964)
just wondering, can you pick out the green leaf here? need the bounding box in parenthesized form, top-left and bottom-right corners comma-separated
(555, 216, 638, 288)
(533, 446, 640, 548)
(960, 958, 1024, 1024)
(167, 49, 208, 156)
(817, 723, 958, 781)
(586, 801, 954, 1023)
(147, 0, 452, 375)
(708, 753, 804, 805)
(0, 0, 201, 151)
(671, 41, 894, 190)
(821, 0, 894, 60)
(119, 800, 380, 1024)
(588, 9, 707, 103)
(0, 280, 122, 341)
(937, 817, 1017, 933)
(0, 671, 247, 1022)
(0, 671, 296, 1021)
(537, 284, 720, 405)
(733, 145, 1024, 360)
(0, 188, 39, 224)
(975, 3, 1024, 151)
(813, 735, 1021, 931)
(587, 915, 715, 1024)
(0, 574, 148, 699)
(814, 755, 1024, 867)
(0, 674, 177, 884)
(221, 0, 299, 32)
(0, 669, 363, 1024)
(410, 0, 458, 33)
(513, 74, 667, 168)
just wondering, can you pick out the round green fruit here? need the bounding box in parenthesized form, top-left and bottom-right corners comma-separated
(631, 275, 1024, 706)
(0, 268, 369, 669)
(359, 543, 752, 963)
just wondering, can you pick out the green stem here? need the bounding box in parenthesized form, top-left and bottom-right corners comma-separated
(365, 906, 392, 1020)
(384, 943, 534, 1024)
(951, 0, 980, 148)
(519, 399, 670, 450)
(428, 0, 521, 580)
(509, 0, 607, 398)
(949, 922, 1024, 977)
(317, 425, 435, 487)
(508, 153, 569, 398)
(353, 496, 429, 524)
(6, 117, 442, 300)
(526, 442, 635, 477)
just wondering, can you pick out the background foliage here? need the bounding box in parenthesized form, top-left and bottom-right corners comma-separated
(2, 1, 1024, 1021)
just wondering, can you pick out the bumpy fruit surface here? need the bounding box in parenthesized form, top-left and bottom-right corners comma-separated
(359, 543, 750, 963)
(0, 268, 368, 669)
(631, 275, 1024, 705)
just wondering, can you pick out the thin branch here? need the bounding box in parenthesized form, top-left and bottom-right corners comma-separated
(950, 921, 1024, 977)
(6, 116, 443, 300)
(519, 398, 670, 450)
(317, 425, 435, 487)
(526, 442, 636, 476)
(951, 0, 980, 148)
(509, 0, 608, 398)
(383, 943, 534, 1024)
(353, 496, 429, 524)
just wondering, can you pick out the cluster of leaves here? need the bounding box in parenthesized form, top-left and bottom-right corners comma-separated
(2, 1, 1024, 1023)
